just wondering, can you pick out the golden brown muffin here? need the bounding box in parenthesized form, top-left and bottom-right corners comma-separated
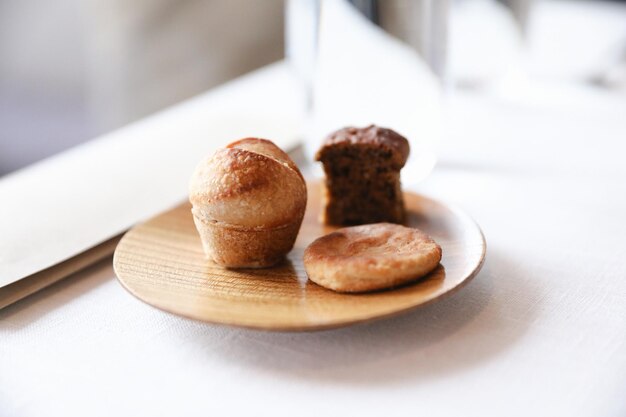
(304, 223, 441, 292)
(315, 125, 410, 226)
(189, 138, 307, 268)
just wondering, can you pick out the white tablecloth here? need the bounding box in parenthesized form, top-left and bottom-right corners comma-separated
(2, 78, 625, 416)
(3, 0, 626, 412)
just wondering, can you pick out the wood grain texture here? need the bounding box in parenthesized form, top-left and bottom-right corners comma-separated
(113, 182, 486, 331)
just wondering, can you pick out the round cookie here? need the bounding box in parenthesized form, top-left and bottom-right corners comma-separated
(303, 223, 442, 292)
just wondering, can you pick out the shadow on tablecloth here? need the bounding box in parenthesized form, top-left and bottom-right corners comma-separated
(172, 248, 542, 385)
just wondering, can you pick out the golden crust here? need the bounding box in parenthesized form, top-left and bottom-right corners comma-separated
(226, 138, 303, 181)
(189, 141, 306, 229)
(304, 223, 442, 292)
(189, 139, 306, 268)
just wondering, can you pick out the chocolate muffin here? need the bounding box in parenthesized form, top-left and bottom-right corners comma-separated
(315, 125, 410, 225)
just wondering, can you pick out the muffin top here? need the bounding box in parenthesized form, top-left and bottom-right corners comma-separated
(315, 125, 410, 169)
(189, 138, 306, 229)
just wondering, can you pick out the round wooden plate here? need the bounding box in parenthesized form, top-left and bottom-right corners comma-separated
(113, 182, 486, 331)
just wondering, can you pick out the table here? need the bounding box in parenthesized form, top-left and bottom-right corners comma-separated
(2, 1, 626, 413)
(2, 76, 625, 416)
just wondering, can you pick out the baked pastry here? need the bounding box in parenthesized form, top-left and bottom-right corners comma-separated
(315, 125, 410, 225)
(189, 138, 307, 268)
(304, 223, 441, 292)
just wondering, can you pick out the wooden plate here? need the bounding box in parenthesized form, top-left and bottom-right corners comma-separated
(113, 182, 485, 331)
